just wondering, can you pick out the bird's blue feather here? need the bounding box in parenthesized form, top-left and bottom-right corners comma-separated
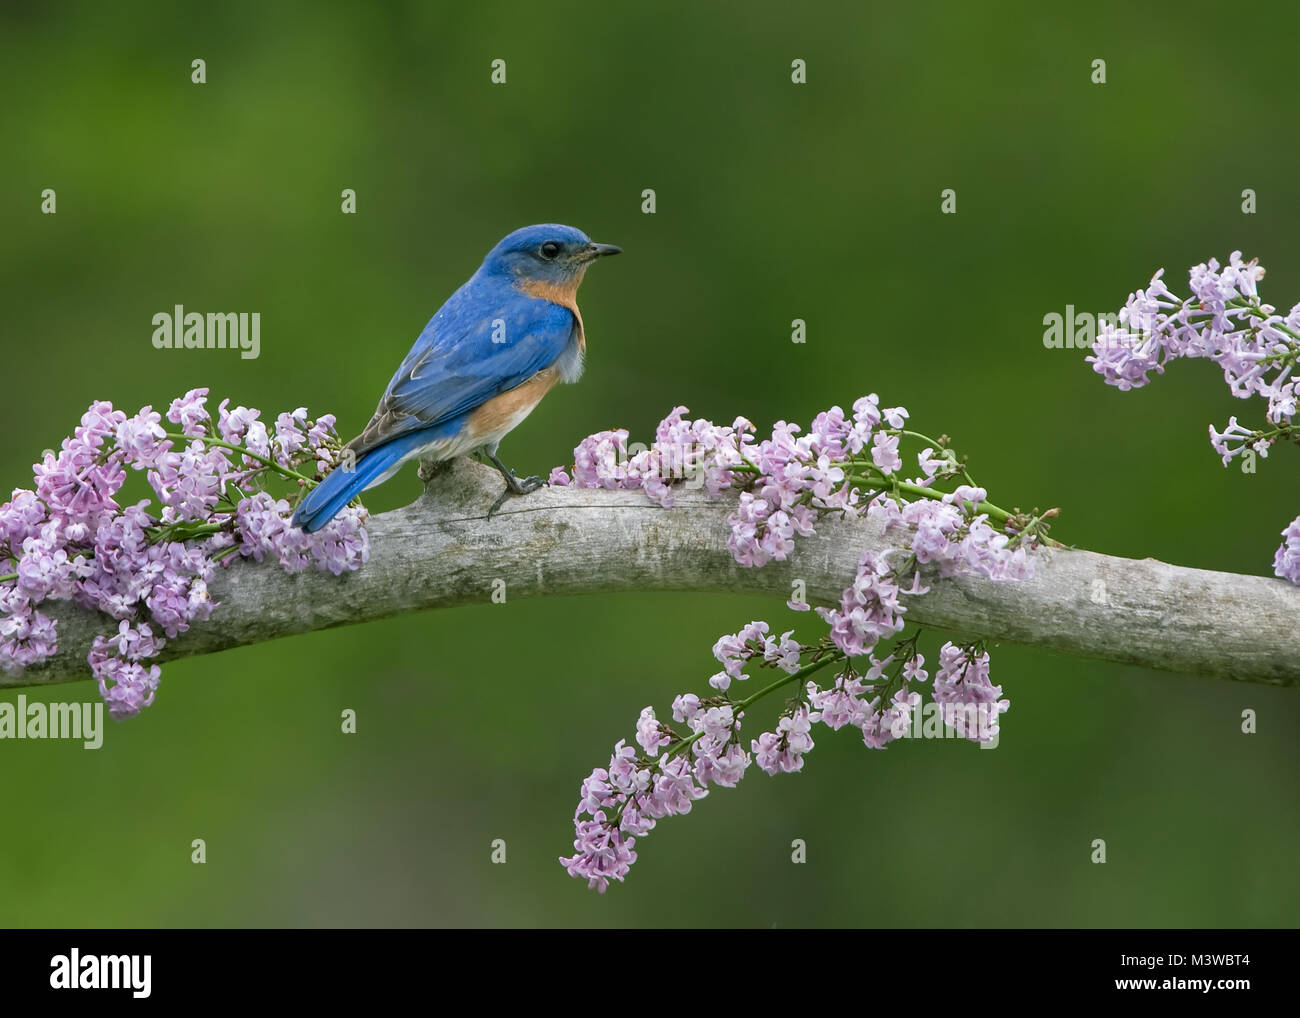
(291, 427, 453, 533)
(378, 280, 576, 438)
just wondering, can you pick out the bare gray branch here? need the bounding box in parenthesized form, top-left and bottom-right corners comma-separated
(6, 458, 1298, 690)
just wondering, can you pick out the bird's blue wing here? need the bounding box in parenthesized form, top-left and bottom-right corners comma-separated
(348, 284, 576, 457)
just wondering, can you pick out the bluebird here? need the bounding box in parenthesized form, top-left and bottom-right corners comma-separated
(291, 224, 621, 533)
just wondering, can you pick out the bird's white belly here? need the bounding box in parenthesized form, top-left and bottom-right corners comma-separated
(361, 395, 544, 491)
(473, 399, 541, 449)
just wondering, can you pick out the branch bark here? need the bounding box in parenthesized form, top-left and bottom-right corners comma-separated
(6, 458, 1298, 689)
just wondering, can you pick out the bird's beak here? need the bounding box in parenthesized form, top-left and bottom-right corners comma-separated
(583, 242, 622, 260)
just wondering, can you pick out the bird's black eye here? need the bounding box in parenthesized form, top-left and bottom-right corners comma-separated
(540, 241, 562, 260)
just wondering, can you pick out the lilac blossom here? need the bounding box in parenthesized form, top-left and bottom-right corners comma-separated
(931, 642, 1008, 744)
(1087, 253, 1300, 584)
(115, 407, 171, 468)
(752, 705, 815, 775)
(635, 706, 670, 756)
(0, 392, 369, 718)
(860, 687, 923, 750)
(1273, 515, 1300, 585)
(560, 395, 1048, 891)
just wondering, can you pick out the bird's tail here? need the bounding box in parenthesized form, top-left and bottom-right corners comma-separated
(291, 432, 428, 533)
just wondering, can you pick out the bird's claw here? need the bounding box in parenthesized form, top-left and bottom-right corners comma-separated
(487, 473, 546, 519)
(484, 448, 546, 518)
(507, 472, 545, 495)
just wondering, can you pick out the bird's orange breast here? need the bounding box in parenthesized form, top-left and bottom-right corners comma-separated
(466, 366, 562, 443)
(517, 275, 587, 354)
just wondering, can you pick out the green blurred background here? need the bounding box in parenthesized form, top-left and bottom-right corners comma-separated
(2, 0, 1297, 927)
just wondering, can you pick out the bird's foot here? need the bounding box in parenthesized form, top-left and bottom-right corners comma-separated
(484, 449, 546, 518)
(487, 471, 545, 519)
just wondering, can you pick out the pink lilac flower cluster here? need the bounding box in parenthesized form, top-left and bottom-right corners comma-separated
(0, 389, 368, 718)
(931, 642, 1008, 744)
(548, 405, 749, 507)
(1086, 253, 1300, 583)
(552, 398, 1035, 579)
(562, 615, 1002, 893)
(557, 397, 1044, 892)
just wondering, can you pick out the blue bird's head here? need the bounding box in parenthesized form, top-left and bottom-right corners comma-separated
(480, 224, 621, 290)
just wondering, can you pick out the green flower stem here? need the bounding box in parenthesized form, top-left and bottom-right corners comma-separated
(872, 631, 921, 706)
(896, 430, 978, 486)
(1160, 299, 1299, 363)
(1250, 426, 1295, 442)
(162, 432, 315, 486)
(661, 655, 841, 765)
(894, 480, 1012, 524)
(150, 521, 226, 541)
(1226, 298, 1300, 346)
(731, 447, 1014, 526)
(609, 654, 833, 825)
(734, 654, 839, 710)
(836, 464, 1015, 525)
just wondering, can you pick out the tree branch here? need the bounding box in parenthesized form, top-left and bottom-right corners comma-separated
(5, 458, 1298, 689)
